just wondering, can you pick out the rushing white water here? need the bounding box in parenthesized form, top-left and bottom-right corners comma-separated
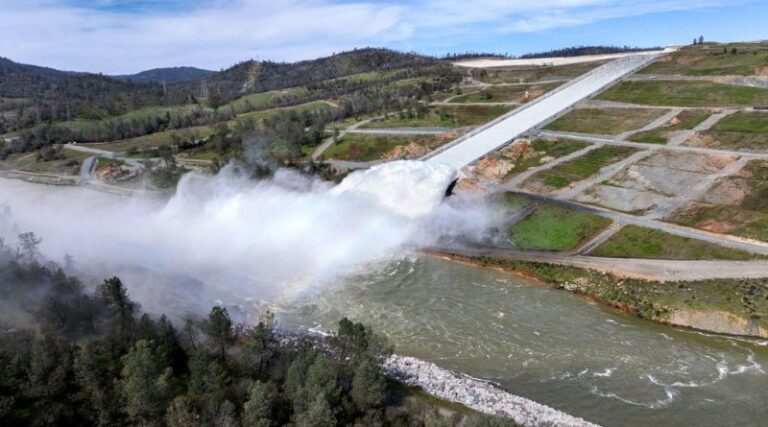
(330, 161, 457, 218)
(0, 161, 496, 317)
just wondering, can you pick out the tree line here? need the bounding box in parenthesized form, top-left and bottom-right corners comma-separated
(0, 233, 510, 426)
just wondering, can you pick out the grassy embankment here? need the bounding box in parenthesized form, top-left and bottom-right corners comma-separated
(629, 109, 712, 144)
(448, 82, 561, 103)
(475, 60, 607, 84)
(590, 225, 761, 260)
(523, 145, 637, 191)
(438, 253, 768, 336)
(363, 105, 511, 129)
(322, 134, 448, 162)
(544, 107, 666, 135)
(500, 139, 589, 180)
(667, 159, 768, 243)
(0, 150, 90, 175)
(597, 80, 768, 107)
(641, 42, 768, 76)
(510, 204, 611, 251)
(695, 111, 768, 150)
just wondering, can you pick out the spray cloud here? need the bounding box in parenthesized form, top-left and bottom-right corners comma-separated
(0, 161, 501, 320)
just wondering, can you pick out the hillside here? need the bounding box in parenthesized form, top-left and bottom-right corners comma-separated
(181, 48, 444, 104)
(114, 66, 213, 84)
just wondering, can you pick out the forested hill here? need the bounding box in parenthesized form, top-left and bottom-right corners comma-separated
(0, 48, 447, 125)
(520, 45, 660, 58)
(0, 56, 166, 122)
(113, 66, 214, 84)
(175, 48, 442, 106)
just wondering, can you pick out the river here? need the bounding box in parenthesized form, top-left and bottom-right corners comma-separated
(3, 176, 767, 426)
(278, 256, 768, 427)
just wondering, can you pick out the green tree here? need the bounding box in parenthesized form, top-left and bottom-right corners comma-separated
(99, 277, 137, 337)
(187, 352, 227, 396)
(294, 393, 335, 427)
(242, 311, 275, 377)
(242, 381, 273, 427)
(213, 400, 238, 427)
(23, 337, 76, 426)
(119, 340, 172, 425)
(74, 343, 122, 426)
(165, 396, 203, 427)
(350, 358, 386, 411)
(284, 349, 316, 406)
(204, 306, 233, 361)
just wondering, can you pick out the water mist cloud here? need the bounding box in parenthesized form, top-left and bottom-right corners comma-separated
(0, 161, 501, 320)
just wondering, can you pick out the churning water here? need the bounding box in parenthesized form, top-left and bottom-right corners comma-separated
(279, 256, 768, 427)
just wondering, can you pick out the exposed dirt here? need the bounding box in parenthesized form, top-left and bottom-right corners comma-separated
(666, 309, 767, 338)
(576, 185, 670, 214)
(472, 139, 530, 181)
(685, 132, 720, 148)
(702, 178, 748, 205)
(382, 142, 431, 161)
(640, 150, 737, 173)
(96, 165, 132, 183)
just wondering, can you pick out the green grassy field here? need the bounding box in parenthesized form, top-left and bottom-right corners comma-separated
(500, 138, 590, 179)
(219, 87, 312, 114)
(627, 110, 711, 144)
(234, 100, 337, 125)
(545, 108, 666, 135)
(363, 105, 511, 129)
(476, 60, 607, 84)
(509, 204, 611, 251)
(449, 82, 561, 103)
(55, 104, 202, 140)
(712, 111, 768, 134)
(322, 133, 446, 161)
(524, 146, 637, 191)
(597, 80, 768, 107)
(692, 111, 768, 150)
(81, 125, 215, 153)
(591, 225, 759, 260)
(0, 150, 90, 175)
(641, 43, 768, 76)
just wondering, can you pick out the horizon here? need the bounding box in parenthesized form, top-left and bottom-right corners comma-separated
(2, 0, 767, 74)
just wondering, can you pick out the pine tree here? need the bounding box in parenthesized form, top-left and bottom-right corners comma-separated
(351, 359, 386, 411)
(242, 381, 273, 427)
(213, 400, 238, 427)
(295, 393, 335, 427)
(165, 396, 203, 427)
(119, 340, 172, 425)
(204, 306, 233, 361)
(99, 277, 138, 337)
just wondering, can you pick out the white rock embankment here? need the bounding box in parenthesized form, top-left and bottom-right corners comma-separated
(384, 355, 600, 427)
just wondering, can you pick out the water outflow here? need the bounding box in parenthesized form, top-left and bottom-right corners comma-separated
(0, 161, 491, 317)
(330, 160, 458, 217)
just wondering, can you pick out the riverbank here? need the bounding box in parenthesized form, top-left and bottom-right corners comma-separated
(428, 251, 768, 339)
(385, 355, 600, 427)
(278, 330, 599, 426)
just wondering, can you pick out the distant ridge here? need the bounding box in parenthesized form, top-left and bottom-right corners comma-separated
(114, 66, 214, 84)
(520, 45, 661, 59)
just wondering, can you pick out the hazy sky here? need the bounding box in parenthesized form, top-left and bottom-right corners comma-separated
(1, 0, 766, 74)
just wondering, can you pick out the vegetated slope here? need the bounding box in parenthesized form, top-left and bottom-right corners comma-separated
(114, 66, 214, 84)
(0, 56, 165, 121)
(520, 45, 660, 59)
(183, 48, 445, 103)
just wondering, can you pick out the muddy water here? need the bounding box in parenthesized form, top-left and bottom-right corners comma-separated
(279, 256, 768, 427)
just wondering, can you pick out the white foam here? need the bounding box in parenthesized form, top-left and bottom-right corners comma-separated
(330, 160, 457, 218)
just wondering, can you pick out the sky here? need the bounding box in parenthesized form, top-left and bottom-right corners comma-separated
(1, 0, 766, 74)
